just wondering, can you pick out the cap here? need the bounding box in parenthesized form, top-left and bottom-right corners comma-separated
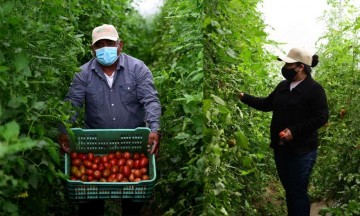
(92, 24, 119, 45)
(277, 48, 312, 66)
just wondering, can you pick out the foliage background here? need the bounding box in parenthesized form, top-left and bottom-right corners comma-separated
(311, 0, 360, 215)
(0, 0, 359, 215)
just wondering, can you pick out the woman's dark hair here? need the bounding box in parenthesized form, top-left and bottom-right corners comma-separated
(297, 54, 319, 75)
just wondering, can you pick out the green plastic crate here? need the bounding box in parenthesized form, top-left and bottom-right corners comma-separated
(64, 127, 156, 201)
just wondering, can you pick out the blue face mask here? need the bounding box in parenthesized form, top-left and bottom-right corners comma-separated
(95, 47, 119, 66)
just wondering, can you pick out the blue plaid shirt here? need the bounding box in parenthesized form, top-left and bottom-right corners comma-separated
(65, 53, 161, 132)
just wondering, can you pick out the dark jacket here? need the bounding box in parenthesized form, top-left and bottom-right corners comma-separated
(241, 76, 329, 155)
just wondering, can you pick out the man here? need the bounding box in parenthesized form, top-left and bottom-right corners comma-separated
(59, 24, 161, 216)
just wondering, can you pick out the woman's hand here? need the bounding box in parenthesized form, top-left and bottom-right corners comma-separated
(279, 128, 293, 142)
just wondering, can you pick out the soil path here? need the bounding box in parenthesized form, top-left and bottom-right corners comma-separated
(310, 201, 333, 216)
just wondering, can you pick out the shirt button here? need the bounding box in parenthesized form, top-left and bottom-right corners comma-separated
(111, 104, 114, 106)
(113, 118, 116, 121)
(127, 87, 130, 90)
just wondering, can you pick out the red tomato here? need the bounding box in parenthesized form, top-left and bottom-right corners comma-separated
(74, 171, 82, 179)
(87, 153, 94, 161)
(107, 174, 116, 182)
(83, 160, 92, 168)
(115, 173, 124, 182)
(94, 156, 101, 164)
(71, 158, 82, 166)
(79, 165, 86, 175)
(140, 153, 146, 158)
(70, 152, 78, 159)
(71, 166, 79, 175)
(126, 159, 134, 168)
(132, 153, 140, 160)
(109, 173, 116, 179)
(122, 165, 131, 177)
(91, 163, 98, 170)
(117, 158, 126, 167)
(134, 178, 141, 182)
(133, 160, 140, 169)
(133, 169, 142, 178)
(102, 169, 111, 178)
(140, 157, 149, 168)
(70, 176, 77, 181)
(142, 175, 150, 180)
(115, 151, 122, 159)
(140, 167, 148, 175)
(81, 175, 88, 182)
(93, 170, 102, 179)
(101, 155, 109, 163)
(108, 153, 115, 159)
(279, 131, 286, 138)
(110, 165, 119, 174)
(87, 175, 94, 181)
(98, 164, 104, 171)
(109, 158, 117, 166)
(78, 153, 87, 160)
(86, 169, 94, 176)
(129, 173, 135, 182)
(104, 162, 111, 169)
(123, 151, 131, 160)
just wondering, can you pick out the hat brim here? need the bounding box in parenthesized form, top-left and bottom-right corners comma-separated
(277, 56, 298, 63)
(92, 36, 118, 45)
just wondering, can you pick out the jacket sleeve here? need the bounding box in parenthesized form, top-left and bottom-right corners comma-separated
(289, 85, 329, 138)
(135, 63, 161, 132)
(241, 90, 275, 112)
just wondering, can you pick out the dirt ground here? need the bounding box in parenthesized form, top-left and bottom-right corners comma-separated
(310, 200, 333, 216)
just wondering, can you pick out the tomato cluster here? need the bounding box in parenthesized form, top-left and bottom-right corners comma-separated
(70, 151, 150, 182)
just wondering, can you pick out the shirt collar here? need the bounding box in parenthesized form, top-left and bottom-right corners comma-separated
(290, 75, 313, 93)
(90, 53, 125, 72)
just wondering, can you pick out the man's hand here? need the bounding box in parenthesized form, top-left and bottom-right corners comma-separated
(148, 132, 160, 156)
(58, 133, 70, 154)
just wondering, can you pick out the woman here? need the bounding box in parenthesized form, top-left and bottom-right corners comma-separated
(238, 48, 329, 216)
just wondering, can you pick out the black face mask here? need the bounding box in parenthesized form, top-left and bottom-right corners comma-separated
(281, 66, 298, 81)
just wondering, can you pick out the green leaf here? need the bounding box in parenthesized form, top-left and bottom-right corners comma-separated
(203, 17, 212, 28)
(0, 65, 9, 72)
(0, 121, 20, 142)
(234, 130, 249, 150)
(14, 54, 29, 72)
(8, 95, 27, 108)
(32, 101, 46, 110)
(196, 157, 205, 170)
(226, 47, 237, 58)
(3, 201, 18, 213)
(48, 145, 60, 166)
(210, 94, 226, 106)
(220, 207, 229, 215)
(175, 132, 190, 139)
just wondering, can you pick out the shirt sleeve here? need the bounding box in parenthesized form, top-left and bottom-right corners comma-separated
(135, 63, 161, 132)
(65, 72, 87, 108)
(58, 71, 87, 133)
